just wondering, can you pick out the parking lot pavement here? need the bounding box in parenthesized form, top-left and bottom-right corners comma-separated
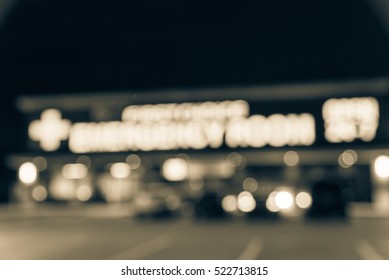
(0, 214, 388, 260)
(0, 203, 136, 219)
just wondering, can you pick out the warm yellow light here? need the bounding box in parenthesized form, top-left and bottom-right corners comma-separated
(110, 163, 131, 179)
(32, 185, 48, 202)
(76, 185, 93, 202)
(18, 162, 38, 184)
(237, 191, 256, 213)
(28, 109, 71, 151)
(162, 158, 188, 181)
(296, 191, 312, 209)
(121, 100, 249, 122)
(32, 156, 47, 171)
(49, 176, 76, 200)
(225, 113, 316, 148)
(126, 154, 141, 169)
(221, 195, 238, 212)
(338, 149, 358, 168)
(226, 152, 244, 168)
(374, 155, 389, 179)
(62, 163, 88, 179)
(242, 177, 258, 193)
(323, 97, 379, 143)
(266, 191, 280, 212)
(283, 151, 299, 167)
(274, 191, 294, 209)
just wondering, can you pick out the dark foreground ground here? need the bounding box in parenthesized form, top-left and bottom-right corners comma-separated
(0, 212, 388, 260)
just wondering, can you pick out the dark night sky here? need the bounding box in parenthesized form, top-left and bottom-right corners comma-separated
(0, 0, 388, 152)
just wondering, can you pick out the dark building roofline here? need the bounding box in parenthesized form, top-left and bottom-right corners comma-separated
(17, 77, 389, 113)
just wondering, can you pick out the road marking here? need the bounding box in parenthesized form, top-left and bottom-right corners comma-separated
(354, 239, 384, 260)
(238, 237, 263, 260)
(109, 234, 172, 260)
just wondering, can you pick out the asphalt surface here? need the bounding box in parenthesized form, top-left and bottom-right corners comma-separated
(1, 214, 388, 260)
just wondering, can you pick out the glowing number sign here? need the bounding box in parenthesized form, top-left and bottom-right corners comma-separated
(322, 97, 379, 143)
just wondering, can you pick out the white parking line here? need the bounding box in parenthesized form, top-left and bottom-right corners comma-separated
(109, 234, 172, 260)
(237, 237, 263, 260)
(354, 239, 384, 260)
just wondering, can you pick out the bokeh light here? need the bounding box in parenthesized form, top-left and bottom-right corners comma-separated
(162, 158, 188, 181)
(222, 195, 238, 212)
(283, 151, 299, 167)
(374, 155, 389, 179)
(110, 163, 131, 179)
(338, 149, 358, 168)
(274, 191, 294, 209)
(237, 191, 256, 213)
(19, 162, 38, 184)
(296, 191, 312, 209)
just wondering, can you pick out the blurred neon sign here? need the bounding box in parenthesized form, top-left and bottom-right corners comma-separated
(322, 97, 379, 143)
(28, 109, 71, 151)
(67, 100, 315, 153)
(28, 97, 378, 153)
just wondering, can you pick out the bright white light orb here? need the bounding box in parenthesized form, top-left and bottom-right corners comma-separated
(274, 191, 294, 210)
(162, 158, 188, 181)
(18, 162, 38, 184)
(221, 195, 238, 212)
(266, 191, 280, 212)
(374, 155, 389, 179)
(237, 191, 256, 213)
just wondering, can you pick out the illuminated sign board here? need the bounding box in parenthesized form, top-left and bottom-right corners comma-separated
(27, 97, 380, 153)
(322, 97, 379, 143)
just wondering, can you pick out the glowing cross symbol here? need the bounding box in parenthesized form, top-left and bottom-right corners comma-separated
(28, 109, 71, 151)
